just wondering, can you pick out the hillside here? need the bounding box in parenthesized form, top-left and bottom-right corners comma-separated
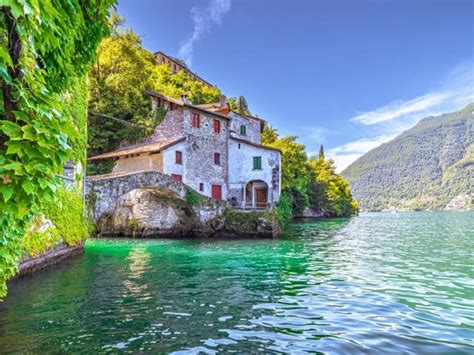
(342, 103, 473, 210)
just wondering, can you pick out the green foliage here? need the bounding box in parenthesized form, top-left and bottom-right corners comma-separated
(318, 144, 325, 160)
(263, 126, 358, 219)
(87, 19, 221, 174)
(44, 188, 92, 245)
(185, 189, 202, 206)
(275, 192, 292, 228)
(129, 216, 138, 232)
(22, 226, 62, 258)
(286, 187, 309, 216)
(263, 129, 310, 191)
(342, 103, 474, 210)
(0, 0, 114, 298)
(227, 96, 251, 115)
(152, 64, 221, 104)
(261, 125, 278, 144)
(21, 188, 90, 257)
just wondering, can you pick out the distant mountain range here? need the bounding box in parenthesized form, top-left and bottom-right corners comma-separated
(342, 103, 473, 211)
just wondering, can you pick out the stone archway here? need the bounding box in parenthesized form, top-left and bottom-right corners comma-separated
(245, 180, 269, 209)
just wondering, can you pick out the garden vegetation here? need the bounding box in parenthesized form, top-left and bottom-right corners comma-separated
(0, 0, 115, 298)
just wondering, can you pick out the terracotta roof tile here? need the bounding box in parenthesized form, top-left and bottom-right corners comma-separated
(88, 137, 185, 161)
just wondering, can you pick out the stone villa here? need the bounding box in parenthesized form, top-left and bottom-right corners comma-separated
(89, 92, 282, 209)
(154, 51, 215, 89)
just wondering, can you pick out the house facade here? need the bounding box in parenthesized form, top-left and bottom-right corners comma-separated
(89, 92, 281, 208)
(154, 51, 215, 89)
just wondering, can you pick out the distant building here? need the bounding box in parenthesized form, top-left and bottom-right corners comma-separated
(89, 92, 281, 209)
(154, 51, 215, 89)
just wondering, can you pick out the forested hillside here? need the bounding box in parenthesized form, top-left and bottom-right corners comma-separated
(342, 104, 473, 210)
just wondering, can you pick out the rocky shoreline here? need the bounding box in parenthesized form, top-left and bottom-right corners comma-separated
(14, 243, 84, 279)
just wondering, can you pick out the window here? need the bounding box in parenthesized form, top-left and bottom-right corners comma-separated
(191, 113, 201, 128)
(175, 151, 182, 165)
(240, 125, 247, 136)
(253, 156, 262, 170)
(171, 174, 182, 182)
(238, 143, 241, 149)
(199, 183, 204, 192)
(213, 119, 221, 134)
(214, 152, 221, 165)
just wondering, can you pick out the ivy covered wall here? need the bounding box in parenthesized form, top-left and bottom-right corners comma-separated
(0, 1, 115, 298)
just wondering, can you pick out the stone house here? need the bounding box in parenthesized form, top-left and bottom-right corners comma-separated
(89, 92, 281, 209)
(154, 51, 215, 89)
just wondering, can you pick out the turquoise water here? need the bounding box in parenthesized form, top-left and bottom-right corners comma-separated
(0, 212, 473, 353)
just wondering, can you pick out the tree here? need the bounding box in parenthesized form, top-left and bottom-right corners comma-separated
(262, 127, 358, 219)
(227, 95, 251, 115)
(238, 96, 249, 115)
(318, 144, 325, 160)
(261, 125, 278, 144)
(0, 0, 115, 298)
(88, 27, 159, 174)
(87, 19, 222, 174)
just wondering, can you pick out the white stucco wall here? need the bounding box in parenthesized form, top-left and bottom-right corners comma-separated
(162, 141, 185, 178)
(228, 112, 262, 144)
(228, 138, 281, 206)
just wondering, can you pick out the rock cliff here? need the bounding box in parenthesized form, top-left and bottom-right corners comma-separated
(87, 171, 279, 238)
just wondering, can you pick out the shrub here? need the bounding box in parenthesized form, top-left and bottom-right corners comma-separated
(275, 192, 292, 228)
(185, 189, 202, 206)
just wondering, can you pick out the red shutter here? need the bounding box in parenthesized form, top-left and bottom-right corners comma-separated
(171, 174, 182, 182)
(213, 119, 221, 133)
(175, 151, 182, 164)
(211, 185, 222, 200)
(191, 113, 200, 128)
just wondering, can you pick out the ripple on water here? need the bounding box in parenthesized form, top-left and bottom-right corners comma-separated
(0, 211, 473, 353)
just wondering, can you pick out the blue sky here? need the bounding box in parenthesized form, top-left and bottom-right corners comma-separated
(118, 0, 473, 171)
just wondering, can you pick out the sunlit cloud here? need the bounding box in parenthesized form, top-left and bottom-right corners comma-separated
(351, 61, 473, 126)
(178, 0, 231, 66)
(351, 92, 451, 125)
(328, 61, 474, 172)
(327, 134, 397, 172)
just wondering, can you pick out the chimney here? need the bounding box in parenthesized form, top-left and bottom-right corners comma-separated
(180, 94, 191, 104)
(219, 95, 228, 108)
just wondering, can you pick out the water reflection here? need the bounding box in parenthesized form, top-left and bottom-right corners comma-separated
(0, 212, 472, 353)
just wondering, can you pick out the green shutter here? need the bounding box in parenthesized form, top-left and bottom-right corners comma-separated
(240, 125, 246, 136)
(253, 156, 262, 170)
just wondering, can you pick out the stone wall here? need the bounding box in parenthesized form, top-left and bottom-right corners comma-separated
(86, 170, 279, 238)
(228, 111, 262, 144)
(181, 108, 229, 199)
(147, 108, 184, 142)
(87, 170, 189, 222)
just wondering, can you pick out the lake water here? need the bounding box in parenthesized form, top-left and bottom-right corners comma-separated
(0, 212, 473, 353)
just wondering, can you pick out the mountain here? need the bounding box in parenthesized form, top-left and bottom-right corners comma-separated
(342, 103, 473, 211)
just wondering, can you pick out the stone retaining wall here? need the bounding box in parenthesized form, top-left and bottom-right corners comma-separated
(87, 170, 279, 238)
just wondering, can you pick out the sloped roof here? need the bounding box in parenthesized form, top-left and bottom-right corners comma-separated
(230, 137, 281, 153)
(147, 90, 230, 120)
(88, 137, 186, 161)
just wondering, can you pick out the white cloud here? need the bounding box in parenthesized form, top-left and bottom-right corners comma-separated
(351, 62, 473, 126)
(351, 92, 451, 125)
(178, 0, 231, 66)
(327, 134, 397, 172)
(331, 62, 474, 172)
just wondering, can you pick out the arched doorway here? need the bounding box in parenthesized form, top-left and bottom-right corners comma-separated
(245, 180, 268, 209)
